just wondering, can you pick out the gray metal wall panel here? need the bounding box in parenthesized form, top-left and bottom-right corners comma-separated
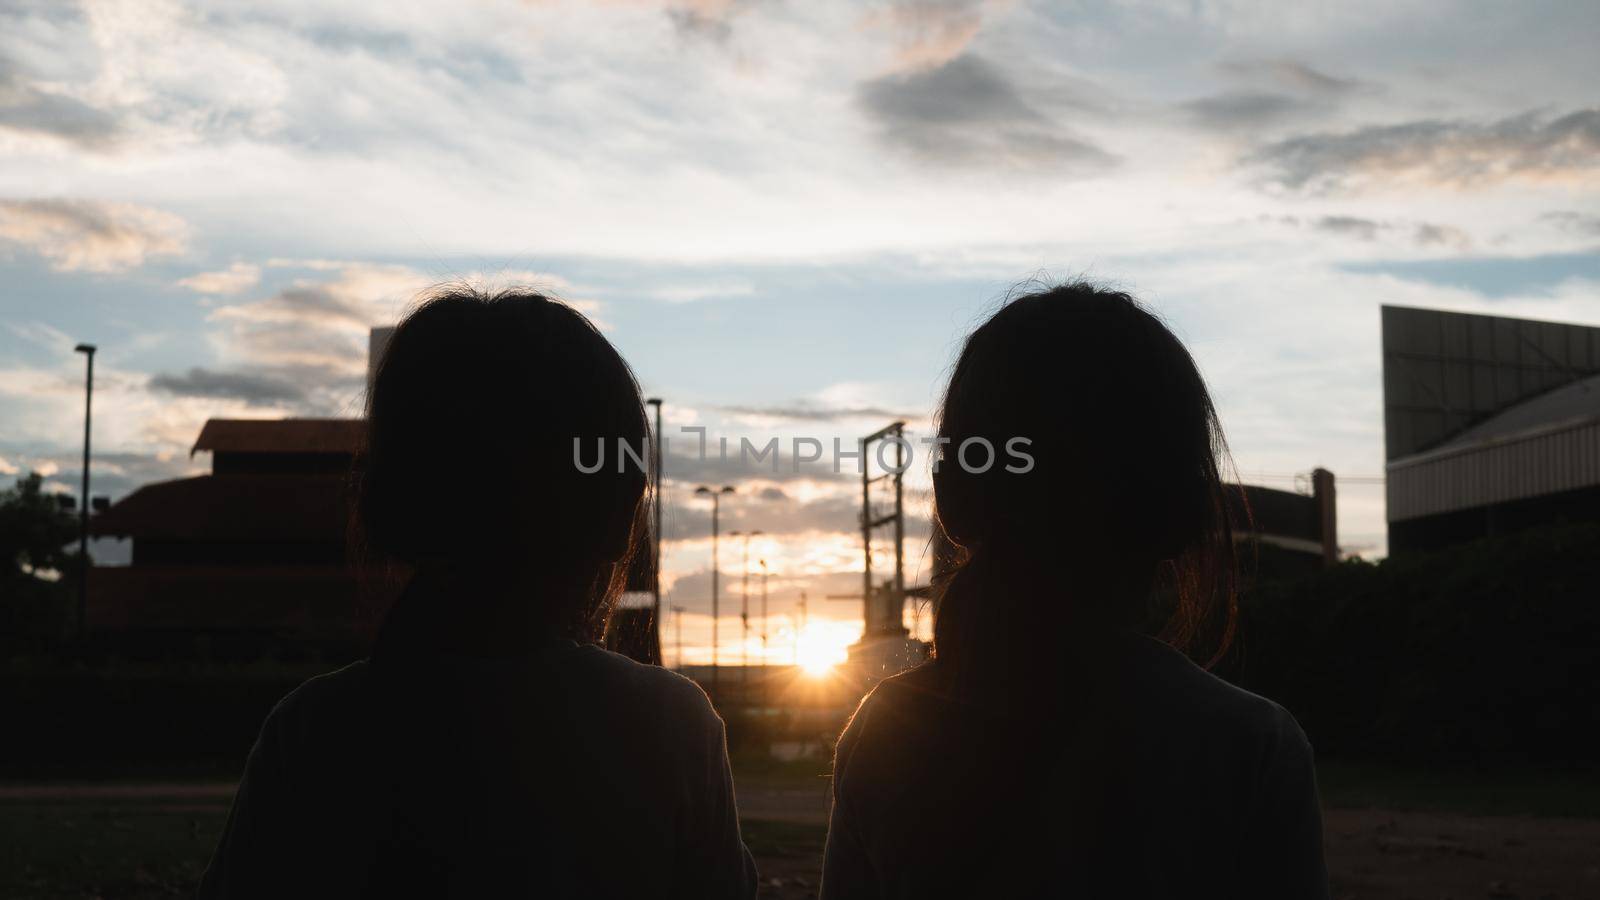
(1382, 306, 1600, 460)
(1387, 419, 1600, 521)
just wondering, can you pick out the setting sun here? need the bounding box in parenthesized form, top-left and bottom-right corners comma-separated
(795, 621, 855, 678)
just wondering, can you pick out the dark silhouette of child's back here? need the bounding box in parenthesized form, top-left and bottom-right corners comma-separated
(198, 290, 756, 899)
(825, 630, 1324, 898)
(819, 283, 1328, 899)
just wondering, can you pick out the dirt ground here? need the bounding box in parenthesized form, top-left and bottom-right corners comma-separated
(2, 778, 1597, 899)
(735, 773, 1600, 900)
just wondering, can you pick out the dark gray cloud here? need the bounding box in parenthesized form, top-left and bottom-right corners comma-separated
(662, 486, 931, 543)
(1184, 91, 1307, 131)
(662, 0, 766, 44)
(147, 367, 308, 405)
(1540, 210, 1600, 236)
(1217, 60, 1362, 98)
(201, 265, 421, 416)
(667, 8, 734, 42)
(270, 285, 373, 326)
(663, 490, 868, 541)
(1186, 60, 1362, 132)
(1275, 214, 1471, 249)
(1311, 214, 1382, 241)
(1412, 222, 1471, 249)
(1249, 108, 1600, 192)
(0, 70, 120, 149)
(660, 445, 853, 487)
(861, 53, 1030, 125)
(857, 54, 1115, 171)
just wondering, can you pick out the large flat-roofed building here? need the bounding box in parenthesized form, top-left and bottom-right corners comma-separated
(1382, 305, 1600, 553)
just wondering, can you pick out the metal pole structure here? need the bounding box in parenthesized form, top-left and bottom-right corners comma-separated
(892, 425, 904, 622)
(729, 530, 762, 692)
(853, 421, 908, 638)
(794, 592, 806, 665)
(760, 559, 769, 667)
(74, 343, 95, 635)
(714, 494, 723, 692)
(695, 485, 733, 698)
(861, 435, 871, 632)
(738, 534, 750, 677)
(646, 398, 663, 653)
(671, 604, 685, 670)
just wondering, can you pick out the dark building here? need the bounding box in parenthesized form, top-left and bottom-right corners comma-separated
(1234, 470, 1339, 578)
(88, 418, 382, 652)
(90, 411, 664, 662)
(1382, 306, 1600, 553)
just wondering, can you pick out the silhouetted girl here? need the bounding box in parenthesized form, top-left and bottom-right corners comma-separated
(821, 283, 1328, 899)
(200, 290, 756, 899)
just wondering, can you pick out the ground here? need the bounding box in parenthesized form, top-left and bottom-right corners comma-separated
(1, 765, 1596, 899)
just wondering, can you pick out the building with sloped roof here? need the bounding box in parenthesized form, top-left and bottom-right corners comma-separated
(1383, 306, 1600, 553)
(87, 325, 663, 659)
(88, 418, 383, 653)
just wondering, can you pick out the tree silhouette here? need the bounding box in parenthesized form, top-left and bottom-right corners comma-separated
(0, 472, 81, 581)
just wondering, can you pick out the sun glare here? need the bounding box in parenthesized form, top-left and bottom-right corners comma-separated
(795, 621, 853, 678)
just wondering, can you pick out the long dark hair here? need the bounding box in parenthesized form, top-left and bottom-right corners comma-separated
(931, 281, 1243, 691)
(353, 287, 650, 642)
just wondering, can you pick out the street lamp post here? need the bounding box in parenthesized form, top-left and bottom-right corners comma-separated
(645, 398, 663, 657)
(730, 529, 762, 688)
(760, 558, 769, 668)
(670, 604, 686, 670)
(74, 343, 95, 635)
(695, 485, 734, 697)
(795, 591, 807, 666)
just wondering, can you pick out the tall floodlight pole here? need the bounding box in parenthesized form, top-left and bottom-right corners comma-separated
(671, 604, 686, 670)
(646, 398, 663, 649)
(795, 591, 808, 666)
(695, 485, 734, 697)
(730, 530, 763, 693)
(760, 558, 769, 667)
(730, 530, 762, 686)
(74, 343, 96, 634)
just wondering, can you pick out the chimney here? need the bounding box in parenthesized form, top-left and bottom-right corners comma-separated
(1312, 467, 1337, 566)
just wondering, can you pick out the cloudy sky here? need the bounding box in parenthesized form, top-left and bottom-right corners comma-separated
(2, 0, 1597, 662)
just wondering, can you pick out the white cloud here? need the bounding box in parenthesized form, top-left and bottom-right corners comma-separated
(649, 280, 756, 303)
(2, 0, 1599, 570)
(177, 261, 261, 294)
(0, 198, 187, 272)
(7, 320, 75, 351)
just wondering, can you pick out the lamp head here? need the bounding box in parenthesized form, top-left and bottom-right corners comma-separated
(74, 343, 96, 355)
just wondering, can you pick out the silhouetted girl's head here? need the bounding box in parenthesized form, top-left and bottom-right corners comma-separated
(933, 281, 1241, 680)
(357, 288, 648, 639)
